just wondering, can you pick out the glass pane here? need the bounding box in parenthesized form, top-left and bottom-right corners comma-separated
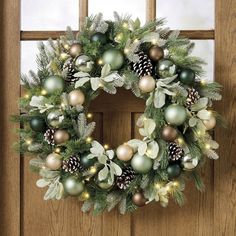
(21, 41, 41, 74)
(157, 0, 214, 29)
(21, 0, 79, 30)
(191, 40, 214, 81)
(89, 0, 146, 24)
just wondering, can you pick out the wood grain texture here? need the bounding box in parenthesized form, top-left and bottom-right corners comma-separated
(20, 30, 215, 40)
(214, 0, 236, 235)
(0, 0, 20, 235)
(79, 0, 88, 30)
(146, 0, 156, 21)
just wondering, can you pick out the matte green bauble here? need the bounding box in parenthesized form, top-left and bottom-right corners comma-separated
(164, 104, 187, 126)
(179, 69, 195, 85)
(29, 117, 46, 132)
(80, 154, 96, 168)
(91, 32, 107, 44)
(74, 55, 94, 72)
(97, 177, 114, 190)
(102, 48, 124, 70)
(131, 154, 153, 174)
(63, 177, 84, 196)
(157, 59, 177, 78)
(43, 75, 65, 94)
(46, 109, 64, 128)
(167, 164, 181, 179)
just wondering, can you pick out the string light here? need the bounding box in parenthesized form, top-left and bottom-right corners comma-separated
(63, 44, 70, 50)
(152, 39, 157, 45)
(81, 191, 90, 200)
(41, 89, 47, 95)
(134, 38, 139, 43)
(55, 148, 61, 153)
(61, 102, 66, 109)
(60, 52, 68, 60)
(104, 144, 109, 150)
(155, 183, 161, 189)
(89, 166, 97, 174)
(205, 143, 211, 149)
(177, 137, 184, 145)
(86, 137, 92, 143)
(173, 181, 179, 187)
(24, 94, 30, 99)
(166, 186, 171, 192)
(122, 22, 129, 28)
(115, 33, 123, 40)
(97, 59, 103, 65)
(124, 48, 129, 54)
(200, 79, 206, 86)
(87, 113, 93, 119)
(25, 139, 32, 145)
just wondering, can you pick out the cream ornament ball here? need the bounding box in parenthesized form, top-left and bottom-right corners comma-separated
(68, 90, 85, 106)
(63, 177, 84, 196)
(164, 104, 187, 126)
(138, 75, 156, 93)
(203, 115, 216, 130)
(46, 153, 62, 170)
(116, 144, 133, 162)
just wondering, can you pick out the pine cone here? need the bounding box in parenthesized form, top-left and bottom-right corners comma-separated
(44, 128, 55, 145)
(168, 142, 184, 161)
(62, 155, 80, 173)
(186, 88, 200, 108)
(116, 166, 136, 190)
(132, 51, 153, 77)
(63, 59, 79, 84)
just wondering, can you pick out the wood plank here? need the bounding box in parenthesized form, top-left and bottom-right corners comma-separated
(214, 0, 236, 235)
(146, 0, 156, 21)
(89, 88, 145, 113)
(20, 30, 215, 41)
(102, 112, 131, 236)
(22, 114, 104, 236)
(79, 0, 88, 30)
(0, 0, 20, 235)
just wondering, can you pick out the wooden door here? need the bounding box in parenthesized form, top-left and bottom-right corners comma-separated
(1, 0, 236, 235)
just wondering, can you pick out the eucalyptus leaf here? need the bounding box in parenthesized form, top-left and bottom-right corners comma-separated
(197, 109, 211, 120)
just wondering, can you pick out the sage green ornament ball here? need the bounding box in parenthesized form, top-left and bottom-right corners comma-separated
(91, 32, 107, 44)
(63, 177, 84, 196)
(157, 59, 177, 78)
(131, 154, 153, 174)
(43, 75, 65, 94)
(29, 117, 46, 132)
(97, 177, 114, 190)
(74, 55, 94, 72)
(80, 154, 96, 168)
(102, 48, 124, 70)
(47, 109, 64, 128)
(164, 104, 187, 126)
(167, 164, 181, 179)
(179, 68, 195, 85)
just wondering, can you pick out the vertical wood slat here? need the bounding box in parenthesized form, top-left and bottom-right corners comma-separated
(79, 0, 89, 30)
(146, 0, 156, 21)
(0, 0, 20, 235)
(214, 0, 236, 235)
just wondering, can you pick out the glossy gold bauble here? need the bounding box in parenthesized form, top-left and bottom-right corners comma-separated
(161, 125, 178, 142)
(53, 130, 70, 145)
(132, 192, 147, 207)
(46, 153, 62, 170)
(138, 75, 156, 93)
(116, 144, 133, 162)
(69, 43, 82, 57)
(68, 90, 85, 106)
(203, 115, 216, 130)
(148, 45, 164, 61)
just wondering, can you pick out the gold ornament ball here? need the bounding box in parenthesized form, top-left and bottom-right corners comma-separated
(69, 43, 82, 57)
(132, 192, 147, 207)
(46, 153, 62, 170)
(68, 90, 85, 106)
(203, 115, 216, 130)
(148, 45, 164, 61)
(53, 130, 70, 145)
(161, 125, 178, 142)
(138, 75, 156, 93)
(116, 144, 133, 162)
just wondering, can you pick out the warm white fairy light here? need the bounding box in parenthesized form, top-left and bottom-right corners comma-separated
(104, 144, 109, 150)
(200, 79, 206, 86)
(63, 44, 70, 50)
(55, 148, 61, 153)
(86, 137, 92, 143)
(155, 183, 161, 189)
(205, 143, 211, 149)
(173, 181, 179, 187)
(82, 191, 90, 200)
(25, 139, 32, 145)
(122, 22, 129, 28)
(24, 94, 30, 99)
(89, 166, 97, 174)
(60, 52, 68, 60)
(124, 48, 129, 54)
(41, 89, 47, 95)
(177, 137, 184, 145)
(97, 59, 103, 65)
(87, 113, 93, 119)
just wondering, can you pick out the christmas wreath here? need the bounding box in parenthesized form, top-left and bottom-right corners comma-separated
(14, 13, 224, 214)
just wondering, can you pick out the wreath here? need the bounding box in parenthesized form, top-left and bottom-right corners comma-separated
(15, 13, 224, 215)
